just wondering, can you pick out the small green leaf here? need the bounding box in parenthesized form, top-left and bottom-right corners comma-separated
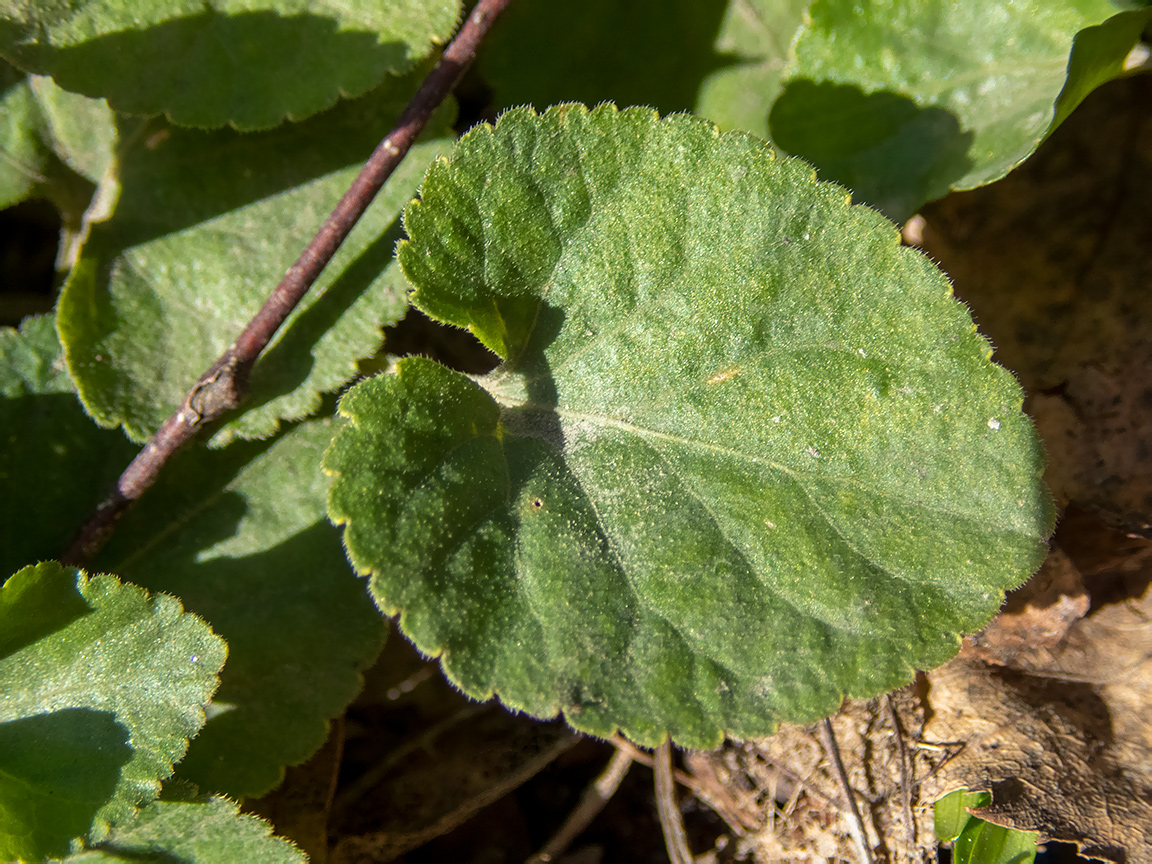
(95, 417, 386, 797)
(0, 315, 137, 579)
(935, 788, 1039, 863)
(0, 562, 226, 861)
(66, 796, 304, 863)
(57, 77, 455, 447)
(0, 0, 461, 130)
(934, 788, 991, 842)
(768, 0, 1135, 220)
(956, 821, 1039, 864)
(326, 105, 1053, 746)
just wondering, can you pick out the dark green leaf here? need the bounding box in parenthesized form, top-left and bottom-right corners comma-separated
(769, 0, 1132, 220)
(96, 417, 386, 797)
(326, 105, 1053, 747)
(67, 796, 304, 863)
(57, 78, 455, 447)
(0, 562, 226, 861)
(477, 0, 739, 117)
(0, 315, 137, 578)
(0, 0, 461, 130)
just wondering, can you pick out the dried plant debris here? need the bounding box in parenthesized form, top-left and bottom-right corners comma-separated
(917, 74, 1152, 536)
(961, 546, 1089, 668)
(920, 651, 1152, 862)
(686, 687, 941, 863)
(687, 544, 1151, 862)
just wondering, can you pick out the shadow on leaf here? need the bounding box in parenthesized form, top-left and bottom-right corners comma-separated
(769, 79, 974, 222)
(479, 0, 739, 115)
(4, 10, 414, 131)
(0, 708, 133, 860)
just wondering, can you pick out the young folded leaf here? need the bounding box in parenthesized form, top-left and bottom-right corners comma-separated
(325, 104, 1053, 747)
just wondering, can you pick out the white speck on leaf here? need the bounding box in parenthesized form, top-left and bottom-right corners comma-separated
(988, 418, 1001, 430)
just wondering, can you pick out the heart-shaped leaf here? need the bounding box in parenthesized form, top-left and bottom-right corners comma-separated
(326, 104, 1052, 747)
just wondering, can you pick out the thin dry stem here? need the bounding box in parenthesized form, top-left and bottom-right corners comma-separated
(885, 693, 916, 856)
(654, 740, 693, 864)
(526, 746, 633, 863)
(820, 717, 875, 864)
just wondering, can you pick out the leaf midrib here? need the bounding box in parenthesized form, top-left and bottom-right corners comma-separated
(492, 394, 1035, 537)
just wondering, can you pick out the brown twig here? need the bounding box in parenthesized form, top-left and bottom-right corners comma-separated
(526, 745, 633, 864)
(885, 693, 916, 857)
(654, 740, 693, 864)
(60, 0, 513, 567)
(820, 717, 874, 864)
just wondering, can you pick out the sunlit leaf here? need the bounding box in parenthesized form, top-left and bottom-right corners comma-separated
(768, 0, 1141, 220)
(0, 562, 226, 861)
(0, 0, 461, 130)
(326, 104, 1053, 747)
(57, 76, 454, 447)
(67, 796, 304, 863)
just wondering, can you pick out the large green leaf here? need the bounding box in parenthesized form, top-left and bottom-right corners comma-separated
(0, 0, 460, 131)
(67, 796, 304, 863)
(95, 417, 386, 798)
(27, 73, 117, 186)
(58, 76, 455, 448)
(768, 0, 1143, 221)
(0, 562, 226, 862)
(326, 104, 1053, 747)
(0, 315, 137, 578)
(0, 59, 53, 208)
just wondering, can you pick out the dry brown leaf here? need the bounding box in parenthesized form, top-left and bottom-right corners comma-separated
(920, 648, 1152, 862)
(961, 546, 1089, 667)
(687, 687, 941, 863)
(916, 74, 1152, 535)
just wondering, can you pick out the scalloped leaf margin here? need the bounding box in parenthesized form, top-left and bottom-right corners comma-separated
(326, 104, 1053, 747)
(0, 0, 461, 130)
(0, 562, 226, 861)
